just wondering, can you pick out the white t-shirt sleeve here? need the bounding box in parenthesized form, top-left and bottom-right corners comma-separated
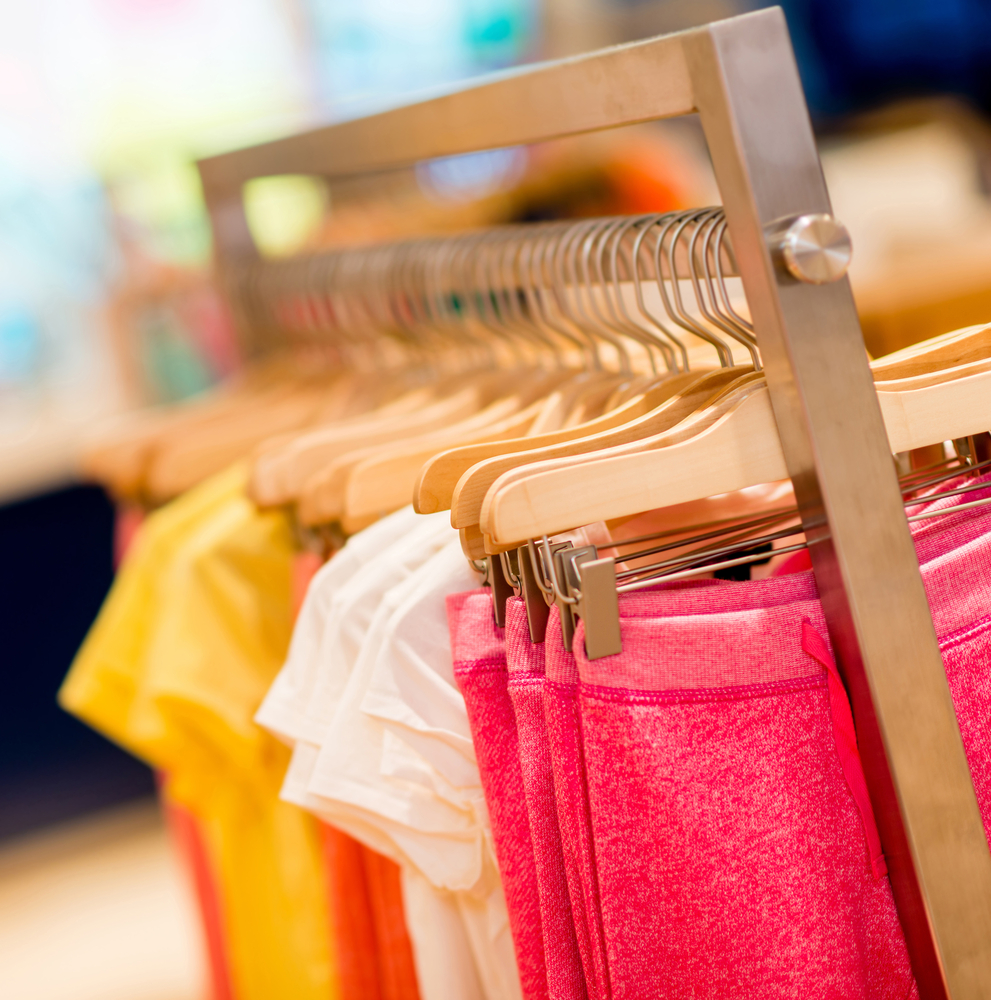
(361, 540, 481, 788)
(255, 505, 424, 745)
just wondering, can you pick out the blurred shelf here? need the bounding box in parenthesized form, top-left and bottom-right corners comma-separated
(0, 800, 205, 1000)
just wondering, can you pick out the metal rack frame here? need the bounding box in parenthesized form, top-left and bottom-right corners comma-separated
(198, 9, 991, 996)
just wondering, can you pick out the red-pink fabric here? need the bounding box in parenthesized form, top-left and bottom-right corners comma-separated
(574, 599, 917, 998)
(542, 607, 610, 1000)
(114, 504, 145, 568)
(505, 597, 588, 1000)
(801, 619, 887, 879)
(292, 549, 325, 622)
(771, 469, 991, 579)
(771, 547, 812, 575)
(447, 475, 991, 999)
(447, 589, 549, 1000)
(565, 488, 991, 999)
(161, 783, 234, 1000)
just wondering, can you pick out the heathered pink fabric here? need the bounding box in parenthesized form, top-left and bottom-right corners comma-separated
(567, 492, 991, 1000)
(576, 658, 916, 1000)
(447, 588, 549, 1000)
(801, 619, 887, 878)
(445, 474, 991, 1000)
(542, 607, 610, 1000)
(505, 597, 588, 1000)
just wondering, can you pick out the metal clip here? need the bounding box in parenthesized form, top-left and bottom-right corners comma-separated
(501, 549, 522, 595)
(576, 557, 623, 659)
(519, 540, 572, 642)
(554, 545, 597, 650)
(488, 554, 514, 627)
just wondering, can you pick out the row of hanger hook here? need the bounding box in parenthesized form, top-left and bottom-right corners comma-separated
(241, 208, 761, 374)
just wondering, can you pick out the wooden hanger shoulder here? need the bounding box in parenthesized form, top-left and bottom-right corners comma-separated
(344, 396, 546, 522)
(558, 373, 629, 427)
(451, 366, 749, 528)
(249, 383, 435, 496)
(144, 386, 334, 503)
(870, 324, 991, 380)
(480, 366, 991, 545)
(248, 384, 481, 507)
(874, 354, 991, 391)
(296, 394, 529, 526)
(81, 374, 306, 501)
(878, 366, 991, 452)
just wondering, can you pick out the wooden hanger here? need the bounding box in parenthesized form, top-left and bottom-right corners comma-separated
(335, 372, 584, 527)
(874, 354, 991, 392)
(298, 366, 600, 526)
(480, 357, 991, 546)
(413, 368, 707, 515)
(143, 377, 352, 504)
(335, 367, 643, 527)
(556, 372, 631, 427)
(465, 369, 763, 557)
(248, 383, 438, 507)
(297, 392, 538, 526)
(287, 365, 618, 521)
(80, 357, 325, 501)
(247, 368, 520, 508)
(449, 365, 751, 530)
(869, 323, 991, 379)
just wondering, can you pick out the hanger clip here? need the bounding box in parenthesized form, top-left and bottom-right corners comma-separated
(576, 557, 622, 660)
(519, 540, 572, 642)
(487, 554, 515, 627)
(554, 545, 597, 651)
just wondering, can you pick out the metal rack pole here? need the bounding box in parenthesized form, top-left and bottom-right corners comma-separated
(197, 9, 991, 994)
(685, 13, 991, 997)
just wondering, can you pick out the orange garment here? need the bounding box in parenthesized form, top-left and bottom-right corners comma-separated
(117, 512, 231, 1000)
(320, 825, 421, 1000)
(321, 825, 383, 1000)
(163, 784, 234, 1000)
(362, 847, 421, 1000)
(293, 549, 326, 621)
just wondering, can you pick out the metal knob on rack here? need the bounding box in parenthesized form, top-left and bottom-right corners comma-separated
(773, 213, 852, 284)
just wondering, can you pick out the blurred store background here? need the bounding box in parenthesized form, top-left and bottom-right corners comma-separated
(3, 1, 991, 997)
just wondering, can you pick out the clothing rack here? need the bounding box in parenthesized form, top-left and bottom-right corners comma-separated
(197, 8, 991, 997)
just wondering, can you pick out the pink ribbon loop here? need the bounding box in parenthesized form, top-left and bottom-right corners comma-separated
(802, 618, 888, 879)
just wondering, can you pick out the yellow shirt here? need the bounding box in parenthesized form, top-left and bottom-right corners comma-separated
(60, 463, 337, 1000)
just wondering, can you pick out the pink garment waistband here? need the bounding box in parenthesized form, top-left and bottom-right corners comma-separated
(575, 498, 991, 692)
(446, 588, 504, 664)
(506, 598, 547, 676)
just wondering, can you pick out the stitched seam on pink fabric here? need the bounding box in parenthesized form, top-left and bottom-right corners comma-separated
(452, 656, 507, 676)
(802, 618, 888, 880)
(579, 673, 824, 707)
(545, 680, 578, 695)
(939, 614, 991, 652)
(508, 672, 544, 688)
(571, 676, 613, 1000)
